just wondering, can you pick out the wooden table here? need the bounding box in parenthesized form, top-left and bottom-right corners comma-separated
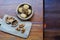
(45, 0, 60, 40)
(0, 0, 43, 40)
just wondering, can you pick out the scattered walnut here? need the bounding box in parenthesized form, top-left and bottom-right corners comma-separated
(6, 16, 15, 24)
(21, 28, 25, 33)
(19, 24, 24, 28)
(16, 27, 20, 31)
(16, 24, 25, 33)
(12, 20, 18, 27)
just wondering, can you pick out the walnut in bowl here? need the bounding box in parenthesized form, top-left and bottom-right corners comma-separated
(16, 3, 33, 20)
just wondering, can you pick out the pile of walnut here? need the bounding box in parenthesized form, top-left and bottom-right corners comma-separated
(18, 4, 32, 18)
(5, 16, 25, 33)
(5, 16, 18, 27)
(16, 24, 25, 33)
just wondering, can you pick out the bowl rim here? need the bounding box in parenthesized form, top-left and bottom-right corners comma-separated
(16, 3, 33, 20)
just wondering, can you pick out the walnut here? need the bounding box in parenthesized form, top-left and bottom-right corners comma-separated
(6, 16, 15, 24)
(16, 27, 20, 31)
(23, 4, 29, 9)
(19, 24, 24, 28)
(20, 13, 27, 18)
(12, 20, 18, 27)
(21, 28, 25, 33)
(28, 9, 31, 15)
(19, 7, 23, 13)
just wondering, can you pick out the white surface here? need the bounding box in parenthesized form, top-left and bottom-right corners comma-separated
(0, 15, 32, 38)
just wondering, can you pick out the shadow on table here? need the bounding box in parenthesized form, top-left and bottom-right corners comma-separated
(54, 36, 60, 40)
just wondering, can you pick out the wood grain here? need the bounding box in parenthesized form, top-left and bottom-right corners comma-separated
(0, 0, 43, 40)
(45, 0, 60, 40)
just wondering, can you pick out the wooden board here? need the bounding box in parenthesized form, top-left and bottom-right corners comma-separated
(0, 0, 43, 40)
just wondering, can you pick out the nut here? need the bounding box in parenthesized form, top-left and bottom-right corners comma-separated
(16, 27, 20, 31)
(19, 7, 23, 13)
(28, 9, 31, 15)
(23, 4, 29, 9)
(12, 20, 18, 27)
(19, 24, 24, 28)
(21, 28, 25, 33)
(20, 13, 27, 18)
(6, 16, 15, 24)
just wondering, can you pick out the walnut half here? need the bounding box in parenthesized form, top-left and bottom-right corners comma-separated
(19, 24, 24, 28)
(12, 20, 18, 27)
(6, 16, 15, 24)
(21, 28, 25, 33)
